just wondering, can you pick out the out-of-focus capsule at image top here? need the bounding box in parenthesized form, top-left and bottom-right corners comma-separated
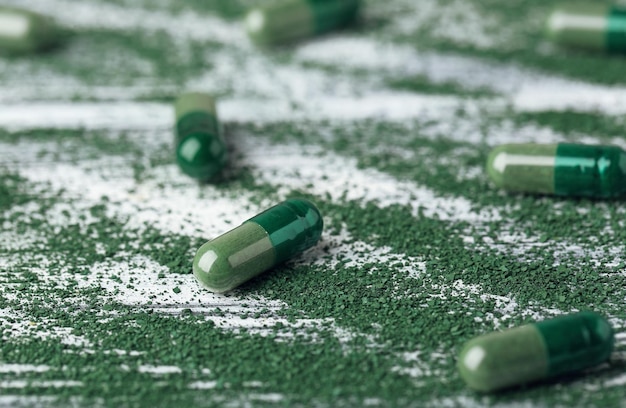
(486, 143, 626, 198)
(546, 3, 626, 52)
(0, 6, 62, 53)
(245, 0, 360, 46)
(458, 311, 614, 392)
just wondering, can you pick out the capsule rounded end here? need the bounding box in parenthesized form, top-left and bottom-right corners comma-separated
(284, 198, 323, 241)
(244, 0, 315, 46)
(245, 9, 268, 44)
(457, 340, 498, 392)
(175, 133, 227, 180)
(545, 7, 569, 43)
(486, 146, 507, 189)
(192, 242, 233, 293)
(579, 311, 615, 362)
(0, 7, 62, 53)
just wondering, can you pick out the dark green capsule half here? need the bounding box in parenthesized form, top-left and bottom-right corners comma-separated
(546, 3, 626, 52)
(487, 143, 626, 198)
(458, 311, 614, 392)
(193, 199, 323, 293)
(245, 0, 360, 46)
(0, 6, 61, 53)
(174, 93, 227, 180)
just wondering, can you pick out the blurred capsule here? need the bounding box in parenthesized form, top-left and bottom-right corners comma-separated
(174, 92, 227, 181)
(546, 3, 626, 52)
(487, 143, 626, 197)
(0, 6, 61, 53)
(245, 0, 360, 46)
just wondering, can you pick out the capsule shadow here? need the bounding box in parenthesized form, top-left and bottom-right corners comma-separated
(486, 358, 626, 398)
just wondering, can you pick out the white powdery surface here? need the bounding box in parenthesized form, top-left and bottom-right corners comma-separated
(0, 299, 94, 347)
(304, 228, 426, 280)
(2, 133, 498, 234)
(0, 365, 50, 374)
(604, 373, 626, 388)
(419, 278, 574, 334)
(368, 0, 513, 50)
(0, 102, 171, 131)
(136, 365, 182, 375)
(426, 396, 544, 408)
(0, 308, 45, 341)
(390, 350, 447, 389)
(1, 0, 624, 123)
(0, 380, 83, 388)
(472, 219, 626, 272)
(243, 139, 499, 223)
(2, 148, 388, 347)
(2, 0, 246, 46)
(0, 94, 471, 130)
(296, 37, 626, 116)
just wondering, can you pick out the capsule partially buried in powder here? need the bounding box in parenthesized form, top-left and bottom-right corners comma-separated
(546, 3, 626, 52)
(174, 92, 227, 181)
(486, 143, 626, 198)
(0, 6, 61, 53)
(245, 0, 360, 46)
(458, 311, 614, 392)
(193, 199, 323, 293)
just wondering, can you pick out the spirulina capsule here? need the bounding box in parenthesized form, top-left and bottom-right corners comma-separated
(487, 143, 626, 197)
(193, 199, 323, 293)
(546, 3, 626, 52)
(245, 0, 360, 46)
(458, 311, 614, 392)
(0, 6, 60, 53)
(174, 93, 227, 180)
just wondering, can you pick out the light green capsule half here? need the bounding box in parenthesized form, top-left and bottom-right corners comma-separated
(246, 0, 314, 45)
(546, 3, 609, 50)
(0, 6, 60, 53)
(175, 92, 217, 120)
(458, 325, 548, 392)
(193, 222, 276, 293)
(487, 144, 557, 195)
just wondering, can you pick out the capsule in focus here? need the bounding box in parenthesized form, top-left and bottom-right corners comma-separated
(193, 199, 323, 293)
(245, 0, 360, 46)
(0, 6, 61, 53)
(546, 3, 626, 52)
(174, 93, 227, 180)
(487, 143, 626, 197)
(458, 311, 614, 392)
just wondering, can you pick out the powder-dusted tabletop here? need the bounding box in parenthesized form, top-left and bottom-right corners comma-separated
(1, 0, 625, 406)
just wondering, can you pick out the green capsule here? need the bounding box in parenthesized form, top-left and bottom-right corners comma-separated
(193, 199, 323, 293)
(174, 93, 227, 180)
(546, 3, 626, 52)
(0, 6, 61, 53)
(458, 311, 614, 392)
(245, 0, 360, 46)
(487, 143, 626, 198)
